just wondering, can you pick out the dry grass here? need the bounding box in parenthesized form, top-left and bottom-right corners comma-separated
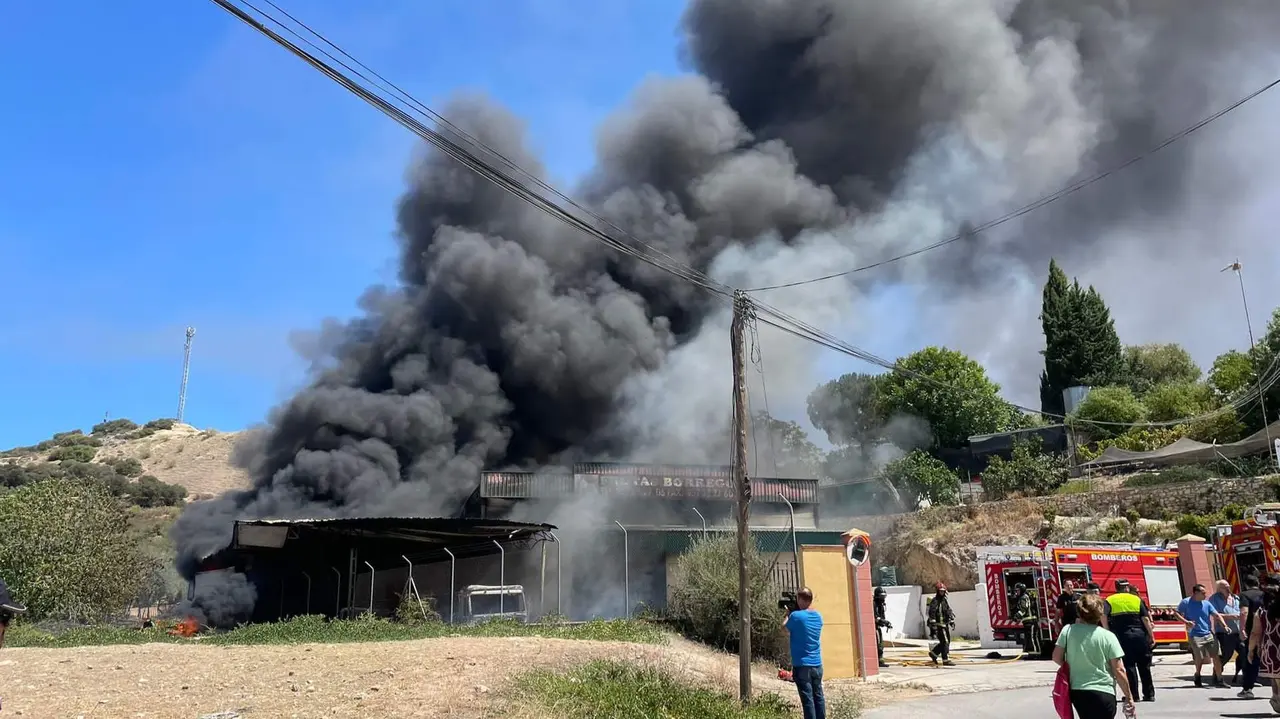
(95, 424, 249, 497)
(6, 423, 250, 497)
(0, 635, 908, 718)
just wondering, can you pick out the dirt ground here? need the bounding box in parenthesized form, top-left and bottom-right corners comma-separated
(0, 636, 923, 718)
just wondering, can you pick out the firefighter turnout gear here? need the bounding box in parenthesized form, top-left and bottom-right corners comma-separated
(873, 587, 892, 668)
(927, 588, 956, 666)
(1011, 583, 1040, 657)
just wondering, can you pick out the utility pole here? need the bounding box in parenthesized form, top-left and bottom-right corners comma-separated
(1222, 260, 1273, 462)
(730, 290, 753, 704)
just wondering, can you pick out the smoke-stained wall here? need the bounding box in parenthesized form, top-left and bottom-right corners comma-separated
(173, 0, 1280, 624)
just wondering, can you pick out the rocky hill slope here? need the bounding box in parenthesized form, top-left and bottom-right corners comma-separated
(1, 420, 250, 498)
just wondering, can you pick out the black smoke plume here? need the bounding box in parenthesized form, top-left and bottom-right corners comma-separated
(173, 0, 1280, 622)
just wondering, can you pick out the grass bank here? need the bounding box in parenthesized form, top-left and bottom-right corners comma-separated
(5, 614, 666, 649)
(516, 660, 862, 719)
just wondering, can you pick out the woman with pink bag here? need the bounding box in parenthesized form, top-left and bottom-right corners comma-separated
(1052, 593, 1137, 718)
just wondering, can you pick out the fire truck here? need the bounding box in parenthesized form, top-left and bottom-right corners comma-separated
(979, 541, 1189, 654)
(1211, 503, 1280, 591)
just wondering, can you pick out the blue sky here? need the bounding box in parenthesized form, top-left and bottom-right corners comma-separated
(0, 0, 700, 447)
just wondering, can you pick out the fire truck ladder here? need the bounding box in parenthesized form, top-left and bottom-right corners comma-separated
(1034, 558, 1057, 654)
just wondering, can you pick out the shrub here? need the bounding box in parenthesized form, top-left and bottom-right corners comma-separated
(104, 456, 145, 478)
(1123, 466, 1212, 488)
(1054, 480, 1095, 495)
(980, 438, 1067, 500)
(394, 591, 442, 625)
(667, 535, 788, 662)
(0, 478, 151, 621)
(1174, 511, 1236, 540)
(129, 475, 187, 508)
(1072, 386, 1147, 440)
(91, 419, 139, 435)
(881, 450, 961, 508)
(49, 444, 98, 463)
(1103, 519, 1138, 543)
(144, 419, 177, 431)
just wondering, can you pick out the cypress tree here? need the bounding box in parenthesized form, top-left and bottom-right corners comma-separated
(1039, 260, 1126, 415)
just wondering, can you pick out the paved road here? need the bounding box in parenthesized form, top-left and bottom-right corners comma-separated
(866, 679, 1279, 718)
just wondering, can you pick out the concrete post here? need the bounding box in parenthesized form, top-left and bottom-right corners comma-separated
(1176, 534, 1213, 596)
(851, 560, 879, 678)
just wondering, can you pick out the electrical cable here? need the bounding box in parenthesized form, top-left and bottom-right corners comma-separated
(209, 0, 735, 304)
(211, 0, 1278, 438)
(750, 297, 1280, 432)
(745, 75, 1280, 293)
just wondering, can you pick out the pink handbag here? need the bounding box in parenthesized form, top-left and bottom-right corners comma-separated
(1053, 626, 1073, 719)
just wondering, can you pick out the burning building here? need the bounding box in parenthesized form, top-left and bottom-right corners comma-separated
(188, 463, 849, 624)
(173, 0, 1280, 626)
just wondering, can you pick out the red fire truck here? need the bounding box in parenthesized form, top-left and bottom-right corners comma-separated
(1211, 504, 1280, 591)
(980, 541, 1189, 653)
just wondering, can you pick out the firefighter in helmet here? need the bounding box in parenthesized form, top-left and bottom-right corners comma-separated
(1011, 582, 1040, 657)
(927, 582, 956, 666)
(873, 586, 892, 668)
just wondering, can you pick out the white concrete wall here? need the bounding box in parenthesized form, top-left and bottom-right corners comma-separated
(880, 586, 980, 640)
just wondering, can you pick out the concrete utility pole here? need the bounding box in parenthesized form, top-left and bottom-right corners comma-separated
(1222, 260, 1273, 462)
(730, 290, 753, 703)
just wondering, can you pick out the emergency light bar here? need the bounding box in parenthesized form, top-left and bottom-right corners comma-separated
(1249, 504, 1280, 527)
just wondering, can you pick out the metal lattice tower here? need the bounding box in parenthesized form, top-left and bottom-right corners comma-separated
(177, 327, 196, 423)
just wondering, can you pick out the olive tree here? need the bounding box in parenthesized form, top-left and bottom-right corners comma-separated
(0, 478, 151, 621)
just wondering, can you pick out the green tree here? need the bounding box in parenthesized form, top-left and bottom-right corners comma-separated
(749, 412, 825, 479)
(1242, 308, 1280, 434)
(0, 478, 150, 620)
(1124, 344, 1201, 396)
(879, 346, 1011, 449)
(1144, 382, 1212, 422)
(1209, 350, 1256, 401)
(1040, 260, 1126, 415)
(805, 373, 886, 456)
(980, 438, 1068, 500)
(1072, 386, 1147, 440)
(881, 450, 960, 507)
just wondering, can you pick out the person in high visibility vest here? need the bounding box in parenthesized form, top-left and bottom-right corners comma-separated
(1104, 579, 1156, 702)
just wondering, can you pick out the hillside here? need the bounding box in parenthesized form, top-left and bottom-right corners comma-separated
(1, 420, 250, 498)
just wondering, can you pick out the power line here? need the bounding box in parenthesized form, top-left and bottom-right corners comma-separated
(209, 0, 734, 303)
(212, 0, 1275, 437)
(745, 75, 1280, 293)
(749, 295, 1280, 431)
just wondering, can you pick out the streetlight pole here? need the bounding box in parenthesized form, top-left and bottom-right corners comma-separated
(1222, 259, 1274, 460)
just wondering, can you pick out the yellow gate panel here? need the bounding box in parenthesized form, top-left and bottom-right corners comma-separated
(798, 545, 860, 679)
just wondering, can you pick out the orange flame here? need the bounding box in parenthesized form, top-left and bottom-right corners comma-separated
(168, 617, 199, 638)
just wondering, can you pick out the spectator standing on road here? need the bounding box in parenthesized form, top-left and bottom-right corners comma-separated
(1248, 573, 1280, 713)
(1053, 593, 1136, 719)
(783, 587, 826, 719)
(1239, 574, 1266, 698)
(1177, 583, 1230, 687)
(1210, 579, 1243, 684)
(927, 582, 956, 666)
(1104, 579, 1156, 702)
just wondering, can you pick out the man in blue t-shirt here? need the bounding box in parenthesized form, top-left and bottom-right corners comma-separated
(1177, 583, 1230, 687)
(784, 587, 825, 719)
